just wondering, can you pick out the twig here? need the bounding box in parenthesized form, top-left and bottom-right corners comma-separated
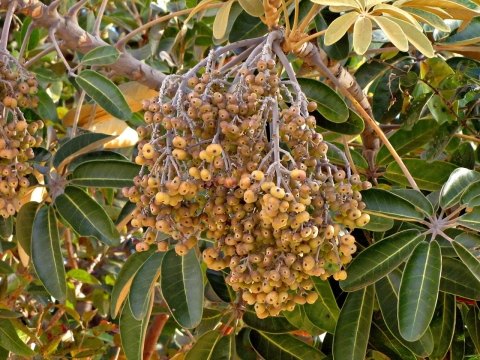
(454, 133, 480, 143)
(93, 0, 109, 37)
(24, 45, 56, 68)
(49, 29, 73, 74)
(71, 90, 86, 138)
(64, 228, 78, 269)
(143, 313, 169, 360)
(18, 23, 36, 60)
(0, 1, 16, 55)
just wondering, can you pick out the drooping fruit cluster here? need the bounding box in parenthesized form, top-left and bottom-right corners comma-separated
(125, 42, 371, 317)
(0, 59, 44, 218)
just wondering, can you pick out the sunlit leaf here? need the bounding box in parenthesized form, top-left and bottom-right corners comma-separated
(440, 168, 480, 209)
(213, 0, 235, 40)
(353, 16, 372, 55)
(372, 16, 409, 51)
(324, 12, 359, 46)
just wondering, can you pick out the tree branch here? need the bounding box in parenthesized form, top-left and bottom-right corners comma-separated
(143, 313, 169, 360)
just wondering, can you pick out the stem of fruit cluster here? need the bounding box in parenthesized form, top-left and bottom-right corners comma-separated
(0, 1, 15, 56)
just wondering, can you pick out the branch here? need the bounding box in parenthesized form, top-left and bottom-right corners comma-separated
(143, 313, 169, 360)
(5, 0, 167, 90)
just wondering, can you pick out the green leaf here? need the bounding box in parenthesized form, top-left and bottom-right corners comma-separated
(0, 310, 22, 319)
(229, 11, 268, 43)
(375, 269, 434, 357)
(399, 93, 433, 130)
(31, 206, 66, 302)
(384, 159, 459, 191)
(282, 305, 324, 336)
(67, 150, 129, 171)
(452, 241, 480, 282)
(340, 230, 424, 292)
(129, 251, 164, 320)
(369, 317, 417, 360)
(243, 312, 297, 333)
(304, 277, 340, 333)
(161, 248, 203, 328)
(111, 250, 157, 318)
(297, 78, 349, 123)
(332, 285, 375, 360)
(0, 216, 12, 241)
(450, 142, 475, 169)
(249, 330, 324, 360)
(211, 333, 236, 360)
(398, 241, 441, 341)
(360, 214, 394, 232)
(457, 206, 480, 232)
(443, 17, 480, 45)
(76, 70, 132, 121)
(327, 142, 368, 172)
(55, 186, 120, 246)
(389, 189, 434, 217)
(440, 168, 480, 209)
(0, 261, 13, 274)
(376, 119, 439, 165)
(205, 269, 234, 303)
(53, 132, 116, 170)
(36, 87, 59, 122)
(316, 109, 365, 135)
(360, 188, 425, 220)
(81, 46, 120, 66)
(0, 319, 35, 356)
(424, 122, 460, 161)
(185, 330, 223, 360)
(440, 257, 480, 300)
(460, 180, 480, 207)
(238, 0, 264, 16)
(71, 160, 140, 188)
(429, 292, 456, 360)
(451, 307, 465, 360)
(119, 298, 150, 360)
(236, 328, 258, 360)
(464, 305, 480, 353)
(67, 269, 101, 285)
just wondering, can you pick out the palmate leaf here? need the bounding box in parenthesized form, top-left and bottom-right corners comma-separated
(70, 160, 141, 188)
(360, 188, 424, 220)
(119, 297, 151, 360)
(398, 241, 442, 342)
(372, 16, 409, 51)
(386, 16, 435, 57)
(369, 317, 417, 360)
(452, 241, 480, 282)
(324, 12, 359, 46)
(340, 230, 424, 292)
(353, 16, 372, 55)
(440, 168, 480, 209)
(429, 292, 456, 360)
(440, 257, 480, 300)
(457, 206, 480, 231)
(332, 285, 375, 360)
(213, 0, 235, 40)
(389, 189, 434, 217)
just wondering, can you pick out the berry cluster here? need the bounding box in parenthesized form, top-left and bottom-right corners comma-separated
(125, 46, 371, 316)
(0, 60, 43, 218)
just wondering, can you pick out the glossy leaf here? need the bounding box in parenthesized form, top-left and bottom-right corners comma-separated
(55, 186, 120, 246)
(384, 159, 459, 191)
(457, 206, 480, 231)
(67, 150, 129, 171)
(0, 319, 35, 356)
(429, 292, 456, 360)
(389, 189, 434, 217)
(129, 251, 164, 320)
(452, 241, 480, 282)
(229, 11, 268, 43)
(119, 298, 150, 360)
(316, 109, 365, 135)
(205, 269, 234, 303)
(304, 277, 340, 333)
(76, 70, 132, 121)
(369, 318, 416, 360)
(111, 250, 157, 318)
(376, 119, 438, 165)
(297, 78, 348, 123)
(249, 330, 324, 360)
(460, 180, 480, 207)
(360, 188, 424, 220)
(399, 241, 441, 341)
(360, 214, 394, 232)
(440, 168, 480, 209)
(71, 160, 140, 188)
(440, 257, 480, 300)
(464, 305, 480, 353)
(243, 312, 297, 333)
(161, 248, 203, 329)
(443, 16, 480, 45)
(376, 269, 434, 356)
(53, 133, 115, 170)
(81, 45, 120, 66)
(340, 230, 423, 292)
(31, 206, 66, 301)
(332, 285, 375, 360)
(15, 201, 38, 257)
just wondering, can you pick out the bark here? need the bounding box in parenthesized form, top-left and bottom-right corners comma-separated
(143, 313, 169, 360)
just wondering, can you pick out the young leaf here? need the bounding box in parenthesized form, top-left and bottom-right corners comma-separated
(0, 319, 35, 357)
(353, 16, 372, 55)
(304, 277, 340, 333)
(360, 188, 424, 220)
(111, 250, 157, 318)
(440, 257, 480, 300)
(429, 292, 456, 360)
(31, 206, 66, 302)
(375, 270, 434, 357)
(249, 330, 324, 360)
(324, 12, 359, 46)
(70, 160, 140, 188)
(297, 78, 349, 123)
(76, 70, 132, 121)
(160, 248, 204, 329)
(119, 297, 150, 360)
(238, 0, 264, 16)
(242, 312, 297, 333)
(81, 45, 120, 66)
(398, 241, 442, 341)
(53, 133, 116, 170)
(340, 230, 424, 292)
(440, 168, 480, 209)
(213, 0, 235, 40)
(129, 251, 164, 320)
(452, 241, 480, 282)
(55, 186, 120, 246)
(332, 285, 375, 360)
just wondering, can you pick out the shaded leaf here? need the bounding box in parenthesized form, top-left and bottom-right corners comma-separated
(424, 122, 460, 161)
(360, 214, 394, 232)
(71, 160, 140, 188)
(185, 330, 223, 360)
(243, 312, 297, 333)
(316, 109, 365, 135)
(205, 269, 234, 303)
(282, 304, 324, 336)
(67, 150, 129, 171)
(450, 142, 475, 169)
(398, 241, 442, 341)
(464, 305, 480, 353)
(67, 269, 101, 285)
(55, 186, 120, 246)
(81, 46, 120, 66)
(460, 180, 480, 207)
(400, 93, 433, 130)
(161, 248, 203, 328)
(440, 257, 480, 300)
(31, 206, 66, 301)
(0, 319, 35, 356)
(360, 188, 424, 220)
(332, 285, 375, 360)
(369, 317, 416, 360)
(429, 292, 456, 360)
(304, 277, 340, 333)
(457, 206, 480, 231)
(249, 330, 324, 360)
(119, 297, 150, 360)
(340, 230, 424, 292)
(229, 11, 268, 43)
(36, 87, 58, 122)
(452, 240, 480, 282)
(443, 16, 480, 45)
(0, 261, 13, 275)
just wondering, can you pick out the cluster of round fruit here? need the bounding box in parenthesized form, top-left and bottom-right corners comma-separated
(126, 53, 371, 315)
(0, 62, 43, 218)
